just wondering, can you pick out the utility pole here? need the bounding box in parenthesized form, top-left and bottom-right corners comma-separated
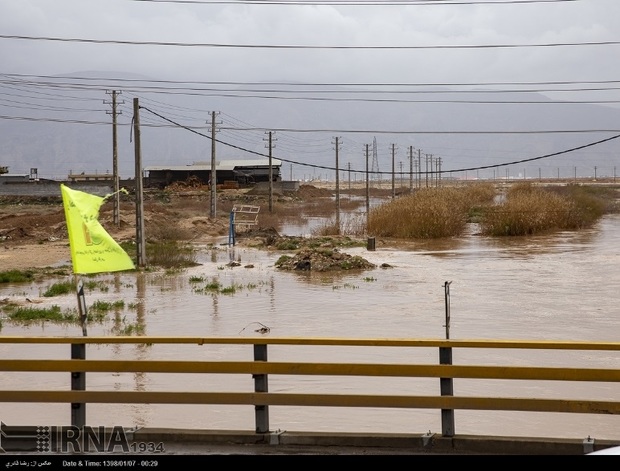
(264, 131, 276, 212)
(333, 136, 342, 234)
(417, 149, 422, 189)
(207, 111, 220, 218)
(365, 143, 370, 221)
(133, 98, 146, 268)
(347, 162, 351, 194)
(391, 144, 397, 199)
(408, 146, 414, 193)
(105, 90, 123, 227)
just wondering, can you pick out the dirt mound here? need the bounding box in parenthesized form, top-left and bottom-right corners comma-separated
(274, 247, 375, 272)
(297, 185, 334, 199)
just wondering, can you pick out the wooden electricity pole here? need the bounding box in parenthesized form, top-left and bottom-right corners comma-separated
(208, 111, 220, 218)
(333, 136, 341, 234)
(133, 98, 146, 268)
(365, 143, 370, 220)
(409, 146, 414, 193)
(264, 131, 276, 212)
(391, 144, 397, 199)
(105, 90, 123, 227)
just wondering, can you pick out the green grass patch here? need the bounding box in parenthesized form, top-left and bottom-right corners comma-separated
(42, 281, 74, 297)
(0, 270, 35, 284)
(90, 300, 125, 313)
(7, 305, 77, 323)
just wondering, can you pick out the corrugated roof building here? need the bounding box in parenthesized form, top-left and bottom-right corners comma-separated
(144, 159, 282, 188)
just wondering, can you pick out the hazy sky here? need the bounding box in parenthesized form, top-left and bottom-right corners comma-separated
(1, 0, 619, 180)
(1, 0, 619, 88)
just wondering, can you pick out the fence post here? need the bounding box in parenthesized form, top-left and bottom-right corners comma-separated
(253, 344, 269, 433)
(71, 342, 86, 428)
(440, 281, 455, 436)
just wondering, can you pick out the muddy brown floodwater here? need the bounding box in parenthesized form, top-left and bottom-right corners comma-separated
(0, 213, 619, 442)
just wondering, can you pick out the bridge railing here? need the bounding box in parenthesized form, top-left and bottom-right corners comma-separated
(1, 336, 620, 437)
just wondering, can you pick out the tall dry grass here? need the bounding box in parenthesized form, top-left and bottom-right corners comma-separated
(367, 186, 482, 238)
(225, 181, 612, 241)
(478, 182, 606, 236)
(366, 181, 611, 239)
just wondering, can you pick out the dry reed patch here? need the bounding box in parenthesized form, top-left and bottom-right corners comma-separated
(367, 187, 472, 239)
(460, 182, 497, 205)
(479, 184, 576, 236)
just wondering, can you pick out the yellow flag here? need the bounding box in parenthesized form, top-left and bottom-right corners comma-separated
(60, 184, 135, 274)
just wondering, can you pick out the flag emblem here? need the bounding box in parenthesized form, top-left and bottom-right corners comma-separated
(60, 184, 135, 274)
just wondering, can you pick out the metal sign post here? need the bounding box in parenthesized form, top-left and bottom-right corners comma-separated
(440, 281, 454, 436)
(72, 278, 88, 428)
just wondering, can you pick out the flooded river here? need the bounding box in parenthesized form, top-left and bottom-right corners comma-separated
(0, 212, 619, 441)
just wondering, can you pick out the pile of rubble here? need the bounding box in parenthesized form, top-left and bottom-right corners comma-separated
(274, 247, 376, 272)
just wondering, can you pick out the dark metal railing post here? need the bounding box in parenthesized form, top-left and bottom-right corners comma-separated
(71, 342, 86, 428)
(440, 281, 455, 436)
(253, 344, 269, 433)
(72, 278, 87, 428)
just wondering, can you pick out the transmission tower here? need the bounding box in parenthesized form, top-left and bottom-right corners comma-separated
(371, 137, 380, 181)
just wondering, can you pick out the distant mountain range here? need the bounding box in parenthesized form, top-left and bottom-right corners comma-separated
(1, 72, 619, 181)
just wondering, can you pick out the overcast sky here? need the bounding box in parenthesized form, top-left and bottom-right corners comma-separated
(1, 0, 619, 180)
(1, 0, 619, 88)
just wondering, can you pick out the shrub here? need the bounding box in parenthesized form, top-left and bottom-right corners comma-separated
(367, 187, 473, 238)
(547, 184, 610, 227)
(479, 183, 579, 236)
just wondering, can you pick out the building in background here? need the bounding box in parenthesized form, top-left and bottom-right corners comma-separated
(144, 159, 282, 188)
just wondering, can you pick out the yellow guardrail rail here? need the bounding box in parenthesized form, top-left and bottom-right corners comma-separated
(1, 336, 619, 437)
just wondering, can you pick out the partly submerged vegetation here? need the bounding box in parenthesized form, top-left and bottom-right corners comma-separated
(368, 182, 618, 238)
(478, 183, 607, 236)
(145, 240, 198, 269)
(0, 303, 108, 325)
(0, 277, 134, 329)
(368, 186, 486, 238)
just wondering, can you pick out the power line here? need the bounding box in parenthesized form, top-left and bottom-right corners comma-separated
(1, 34, 616, 50)
(2, 112, 618, 135)
(4, 74, 619, 106)
(7, 73, 620, 89)
(138, 104, 620, 175)
(126, 0, 580, 5)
